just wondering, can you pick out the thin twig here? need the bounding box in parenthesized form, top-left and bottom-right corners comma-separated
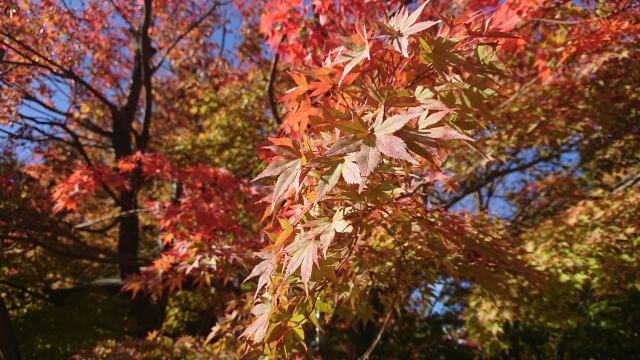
(536, 18, 587, 25)
(152, 1, 227, 72)
(108, 0, 136, 32)
(358, 310, 393, 360)
(74, 208, 155, 229)
(0, 31, 117, 111)
(612, 173, 640, 193)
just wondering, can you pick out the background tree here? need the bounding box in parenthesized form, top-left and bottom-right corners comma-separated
(1, 0, 269, 357)
(1, 0, 639, 359)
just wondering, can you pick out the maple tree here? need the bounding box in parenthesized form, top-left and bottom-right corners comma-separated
(0, 0, 241, 277)
(238, 1, 537, 356)
(1, 0, 639, 359)
(239, 0, 640, 357)
(454, 1, 640, 357)
(0, 0, 265, 354)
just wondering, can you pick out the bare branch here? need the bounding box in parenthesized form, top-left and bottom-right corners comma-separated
(108, 0, 137, 32)
(74, 208, 155, 230)
(358, 310, 393, 360)
(152, 1, 225, 72)
(443, 151, 561, 210)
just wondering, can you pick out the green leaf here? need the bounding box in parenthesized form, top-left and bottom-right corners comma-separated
(476, 44, 496, 64)
(308, 309, 323, 331)
(335, 119, 369, 136)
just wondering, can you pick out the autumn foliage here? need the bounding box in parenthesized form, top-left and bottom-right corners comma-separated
(1, 0, 639, 359)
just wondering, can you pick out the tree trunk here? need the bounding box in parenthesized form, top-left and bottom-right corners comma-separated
(117, 189, 140, 278)
(0, 296, 21, 360)
(111, 109, 166, 334)
(111, 107, 141, 280)
(117, 186, 167, 335)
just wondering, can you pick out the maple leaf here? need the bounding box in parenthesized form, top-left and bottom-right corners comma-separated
(253, 158, 297, 182)
(285, 233, 319, 293)
(272, 160, 302, 209)
(376, 134, 418, 164)
(409, 93, 454, 128)
(333, 23, 370, 86)
(335, 112, 370, 136)
(319, 223, 335, 258)
(122, 275, 144, 299)
(283, 98, 321, 133)
(425, 126, 473, 141)
(244, 251, 276, 299)
(167, 274, 184, 293)
(396, 128, 439, 162)
(380, 1, 440, 57)
(301, 219, 335, 258)
(356, 136, 381, 188)
(341, 157, 361, 185)
(414, 85, 435, 103)
(309, 209, 353, 258)
(373, 111, 420, 136)
(241, 298, 272, 344)
(316, 161, 343, 203)
(325, 136, 364, 157)
(308, 68, 335, 96)
(419, 109, 453, 129)
(332, 208, 353, 233)
(348, 110, 422, 190)
(253, 157, 303, 210)
(372, 110, 421, 156)
(279, 73, 309, 102)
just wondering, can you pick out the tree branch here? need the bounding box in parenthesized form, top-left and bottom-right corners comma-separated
(266, 49, 282, 125)
(74, 208, 155, 230)
(358, 310, 393, 360)
(152, 1, 225, 72)
(444, 151, 561, 210)
(138, 0, 154, 152)
(0, 32, 116, 112)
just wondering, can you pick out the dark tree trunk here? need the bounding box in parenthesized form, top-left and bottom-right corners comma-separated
(117, 189, 140, 278)
(116, 178, 166, 335)
(109, 1, 163, 332)
(0, 296, 21, 360)
(111, 107, 166, 334)
(111, 107, 139, 279)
